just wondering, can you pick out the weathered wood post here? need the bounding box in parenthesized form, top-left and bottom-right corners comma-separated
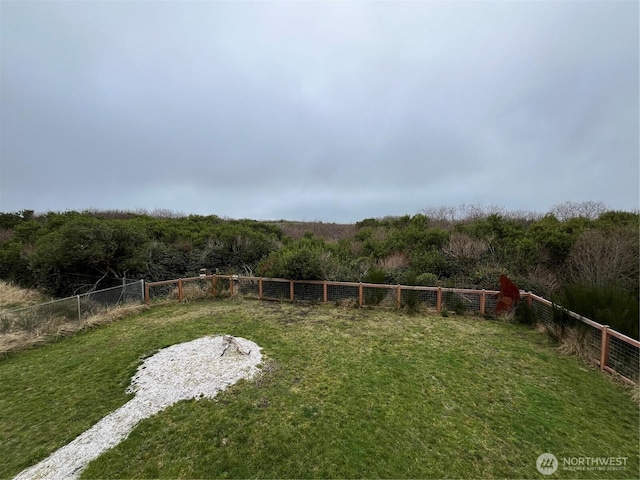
(600, 326, 610, 371)
(436, 287, 442, 313)
(211, 275, 218, 297)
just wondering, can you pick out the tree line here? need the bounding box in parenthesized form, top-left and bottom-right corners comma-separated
(0, 203, 637, 337)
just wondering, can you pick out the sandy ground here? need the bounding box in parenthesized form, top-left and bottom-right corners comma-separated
(14, 335, 262, 480)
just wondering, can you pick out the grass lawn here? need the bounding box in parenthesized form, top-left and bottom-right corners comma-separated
(1, 299, 638, 479)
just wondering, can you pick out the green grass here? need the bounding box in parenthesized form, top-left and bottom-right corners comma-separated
(1, 299, 638, 479)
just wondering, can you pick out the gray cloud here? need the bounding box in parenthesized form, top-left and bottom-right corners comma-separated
(1, 1, 638, 222)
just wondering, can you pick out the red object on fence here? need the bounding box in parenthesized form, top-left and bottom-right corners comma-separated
(496, 274, 520, 315)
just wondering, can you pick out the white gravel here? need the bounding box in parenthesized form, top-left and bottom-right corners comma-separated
(14, 335, 262, 480)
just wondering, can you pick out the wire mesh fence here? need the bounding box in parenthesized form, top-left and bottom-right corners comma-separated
(261, 278, 291, 301)
(327, 283, 360, 305)
(293, 282, 324, 303)
(363, 284, 397, 308)
(0, 280, 144, 336)
(531, 297, 555, 329)
(607, 332, 640, 383)
(236, 276, 260, 298)
(144, 275, 640, 385)
(583, 325, 602, 362)
(529, 295, 639, 384)
(146, 283, 177, 302)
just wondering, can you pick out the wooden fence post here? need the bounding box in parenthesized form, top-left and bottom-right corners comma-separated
(258, 277, 263, 300)
(229, 277, 234, 297)
(145, 283, 150, 304)
(396, 285, 401, 309)
(480, 289, 486, 315)
(323, 281, 328, 303)
(178, 279, 183, 302)
(290, 281, 295, 302)
(600, 326, 610, 371)
(211, 276, 218, 297)
(436, 287, 442, 313)
(358, 283, 364, 307)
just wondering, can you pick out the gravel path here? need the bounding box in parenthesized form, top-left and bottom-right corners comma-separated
(14, 335, 262, 480)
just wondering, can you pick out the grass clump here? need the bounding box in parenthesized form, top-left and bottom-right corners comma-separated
(0, 299, 637, 479)
(0, 280, 46, 311)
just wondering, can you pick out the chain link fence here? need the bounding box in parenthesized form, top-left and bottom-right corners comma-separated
(0, 280, 145, 337)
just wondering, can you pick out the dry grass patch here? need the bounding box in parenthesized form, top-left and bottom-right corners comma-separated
(0, 303, 149, 355)
(0, 281, 46, 310)
(631, 385, 640, 405)
(557, 326, 600, 363)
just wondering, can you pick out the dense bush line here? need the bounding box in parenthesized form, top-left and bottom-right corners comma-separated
(0, 203, 637, 337)
(0, 210, 282, 296)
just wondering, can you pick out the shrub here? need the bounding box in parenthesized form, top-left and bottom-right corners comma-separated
(257, 242, 328, 281)
(364, 266, 386, 284)
(402, 271, 420, 312)
(363, 267, 387, 305)
(401, 270, 438, 312)
(567, 229, 638, 290)
(514, 301, 536, 326)
(415, 272, 438, 287)
(553, 284, 639, 340)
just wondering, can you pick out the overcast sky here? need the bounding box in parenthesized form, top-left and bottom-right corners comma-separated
(1, 1, 638, 222)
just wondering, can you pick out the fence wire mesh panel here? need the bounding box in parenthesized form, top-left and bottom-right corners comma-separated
(363, 285, 395, 307)
(180, 278, 214, 302)
(261, 279, 290, 301)
(532, 299, 555, 329)
(441, 289, 473, 314)
(484, 294, 499, 315)
(608, 335, 640, 383)
(147, 283, 177, 302)
(420, 289, 438, 309)
(327, 283, 359, 305)
(455, 291, 482, 314)
(562, 324, 602, 366)
(583, 325, 602, 360)
(214, 277, 231, 297)
(293, 282, 324, 302)
(400, 288, 435, 310)
(237, 277, 259, 298)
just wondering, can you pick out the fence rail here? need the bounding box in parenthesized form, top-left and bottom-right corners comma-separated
(145, 275, 639, 386)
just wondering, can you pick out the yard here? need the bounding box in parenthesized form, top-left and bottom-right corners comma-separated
(1, 299, 638, 479)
